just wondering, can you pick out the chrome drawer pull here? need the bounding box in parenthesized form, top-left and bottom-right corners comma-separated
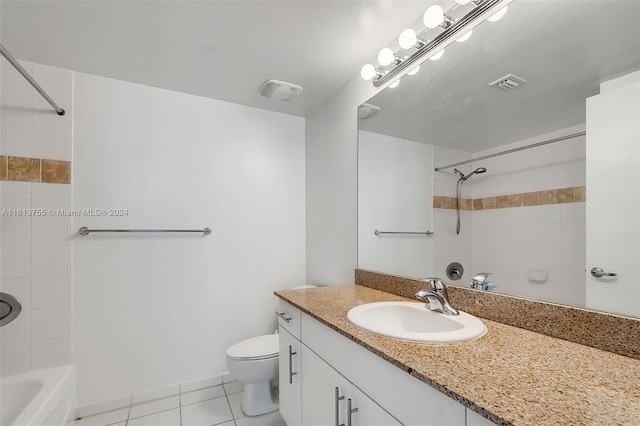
(335, 387, 345, 426)
(347, 398, 358, 426)
(276, 311, 292, 323)
(288, 345, 297, 384)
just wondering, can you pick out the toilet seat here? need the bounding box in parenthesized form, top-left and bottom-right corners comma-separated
(226, 334, 279, 361)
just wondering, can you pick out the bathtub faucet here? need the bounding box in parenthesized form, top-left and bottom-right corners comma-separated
(415, 278, 459, 316)
(470, 273, 494, 291)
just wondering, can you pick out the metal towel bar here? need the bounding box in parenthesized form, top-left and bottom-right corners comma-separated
(374, 230, 434, 236)
(79, 227, 212, 236)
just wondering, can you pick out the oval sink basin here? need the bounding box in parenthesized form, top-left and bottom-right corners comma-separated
(347, 301, 486, 343)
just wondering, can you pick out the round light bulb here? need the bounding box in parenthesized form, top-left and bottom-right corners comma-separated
(430, 49, 445, 61)
(377, 48, 396, 67)
(360, 64, 377, 81)
(456, 29, 473, 43)
(456, 0, 472, 4)
(389, 80, 400, 89)
(423, 5, 445, 29)
(398, 29, 418, 50)
(407, 65, 420, 76)
(487, 5, 508, 22)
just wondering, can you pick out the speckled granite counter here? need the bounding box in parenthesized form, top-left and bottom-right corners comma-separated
(275, 284, 640, 426)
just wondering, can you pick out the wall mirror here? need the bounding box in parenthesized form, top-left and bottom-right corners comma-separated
(358, 0, 640, 318)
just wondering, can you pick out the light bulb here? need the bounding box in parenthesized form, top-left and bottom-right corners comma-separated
(361, 64, 377, 81)
(399, 29, 418, 50)
(389, 80, 400, 89)
(423, 5, 445, 29)
(378, 48, 397, 67)
(456, 0, 472, 4)
(407, 65, 420, 76)
(487, 5, 508, 22)
(456, 29, 473, 43)
(430, 49, 445, 61)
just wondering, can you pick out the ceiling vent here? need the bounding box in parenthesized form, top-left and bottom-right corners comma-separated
(259, 80, 303, 101)
(489, 74, 528, 90)
(358, 103, 381, 119)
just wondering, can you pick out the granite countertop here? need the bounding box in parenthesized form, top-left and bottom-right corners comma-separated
(275, 284, 640, 426)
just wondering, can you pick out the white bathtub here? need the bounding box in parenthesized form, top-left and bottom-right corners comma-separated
(1, 366, 75, 426)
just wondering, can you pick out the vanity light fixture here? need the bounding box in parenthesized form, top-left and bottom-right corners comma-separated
(361, 0, 512, 88)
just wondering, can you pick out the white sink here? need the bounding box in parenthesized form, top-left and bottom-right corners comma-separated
(347, 301, 486, 343)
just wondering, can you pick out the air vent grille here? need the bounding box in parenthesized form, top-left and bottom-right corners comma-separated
(489, 74, 528, 90)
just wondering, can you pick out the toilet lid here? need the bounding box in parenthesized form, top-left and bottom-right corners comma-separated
(227, 334, 279, 360)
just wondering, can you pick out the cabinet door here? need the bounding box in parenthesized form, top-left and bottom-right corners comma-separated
(348, 386, 402, 426)
(279, 327, 301, 426)
(301, 345, 351, 426)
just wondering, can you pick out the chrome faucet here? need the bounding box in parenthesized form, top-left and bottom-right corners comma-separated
(415, 277, 459, 316)
(470, 273, 493, 290)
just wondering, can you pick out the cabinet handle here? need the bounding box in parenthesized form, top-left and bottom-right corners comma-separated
(276, 311, 292, 323)
(335, 387, 345, 426)
(288, 345, 297, 384)
(347, 398, 358, 426)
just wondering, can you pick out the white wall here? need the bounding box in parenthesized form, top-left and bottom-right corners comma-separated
(305, 71, 389, 285)
(72, 73, 306, 406)
(0, 61, 73, 375)
(358, 130, 433, 278)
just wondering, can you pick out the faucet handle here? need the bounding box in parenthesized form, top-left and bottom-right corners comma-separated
(472, 272, 491, 283)
(423, 277, 447, 290)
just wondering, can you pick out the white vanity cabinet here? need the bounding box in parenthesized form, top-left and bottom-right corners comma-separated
(279, 328, 301, 426)
(277, 301, 302, 426)
(301, 344, 401, 426)
(277, 299, 483, 426)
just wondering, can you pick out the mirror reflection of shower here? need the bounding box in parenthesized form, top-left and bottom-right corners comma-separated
(454, 167, 487, 234)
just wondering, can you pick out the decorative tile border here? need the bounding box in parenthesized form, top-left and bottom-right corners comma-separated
(0, 155, 71, 184)
(434, 186, 585, 210)
(355, 269, 640, 360)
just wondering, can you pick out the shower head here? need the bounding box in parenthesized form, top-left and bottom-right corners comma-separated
(455, 167, 487, 182)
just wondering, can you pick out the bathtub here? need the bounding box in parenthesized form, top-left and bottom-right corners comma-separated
(1, 366, 75, 426)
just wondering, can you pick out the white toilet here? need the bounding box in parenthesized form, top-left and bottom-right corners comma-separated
(226, 285, 317, 416)
(226, 333, 279, 416)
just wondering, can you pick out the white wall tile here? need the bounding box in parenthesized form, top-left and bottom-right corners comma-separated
(562, 243, 585, 263)
(1, 89, 33, 126)
(0, 307, 31, 343)
(32, 182, 71, 209)
(31, 336, 72, 369)
(0, 181, 32, 209)
(32, 276, 71, 308)
(562, 202, 586, 224)
(32, 63, 72, 102)
(538, 205, 562, 224)
(1, 123, 32, 157)
(0, 277, 31, 309)
(0, 341, 31, 375)
(32, 306, 71, 339)
(1, 60, 34, 95)
(32, 96, 71, 130)
(32, 126, 72, 161)
(562, 223, 586, 243)
(32, 215, 72, 245)
(539, 243, 562, 262)
(1, 215, 32, 246)
(1, 246, 31, 278)
(539, 224, 562, 243)
(31, 245, 71, 276)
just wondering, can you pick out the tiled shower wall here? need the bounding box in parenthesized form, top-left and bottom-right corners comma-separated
(0, 60, 73, 375)
(432, 126, 586, 307)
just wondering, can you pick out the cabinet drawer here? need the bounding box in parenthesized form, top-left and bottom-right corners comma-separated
(277, 300, 301, 339)
(301, 313, 465, 426)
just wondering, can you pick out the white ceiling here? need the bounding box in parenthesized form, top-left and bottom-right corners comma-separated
(359, 0, 640, 153)
(0, 0, 432, 117)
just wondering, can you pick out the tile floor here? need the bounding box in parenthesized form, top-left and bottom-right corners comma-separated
(73, 382, 286, 426)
